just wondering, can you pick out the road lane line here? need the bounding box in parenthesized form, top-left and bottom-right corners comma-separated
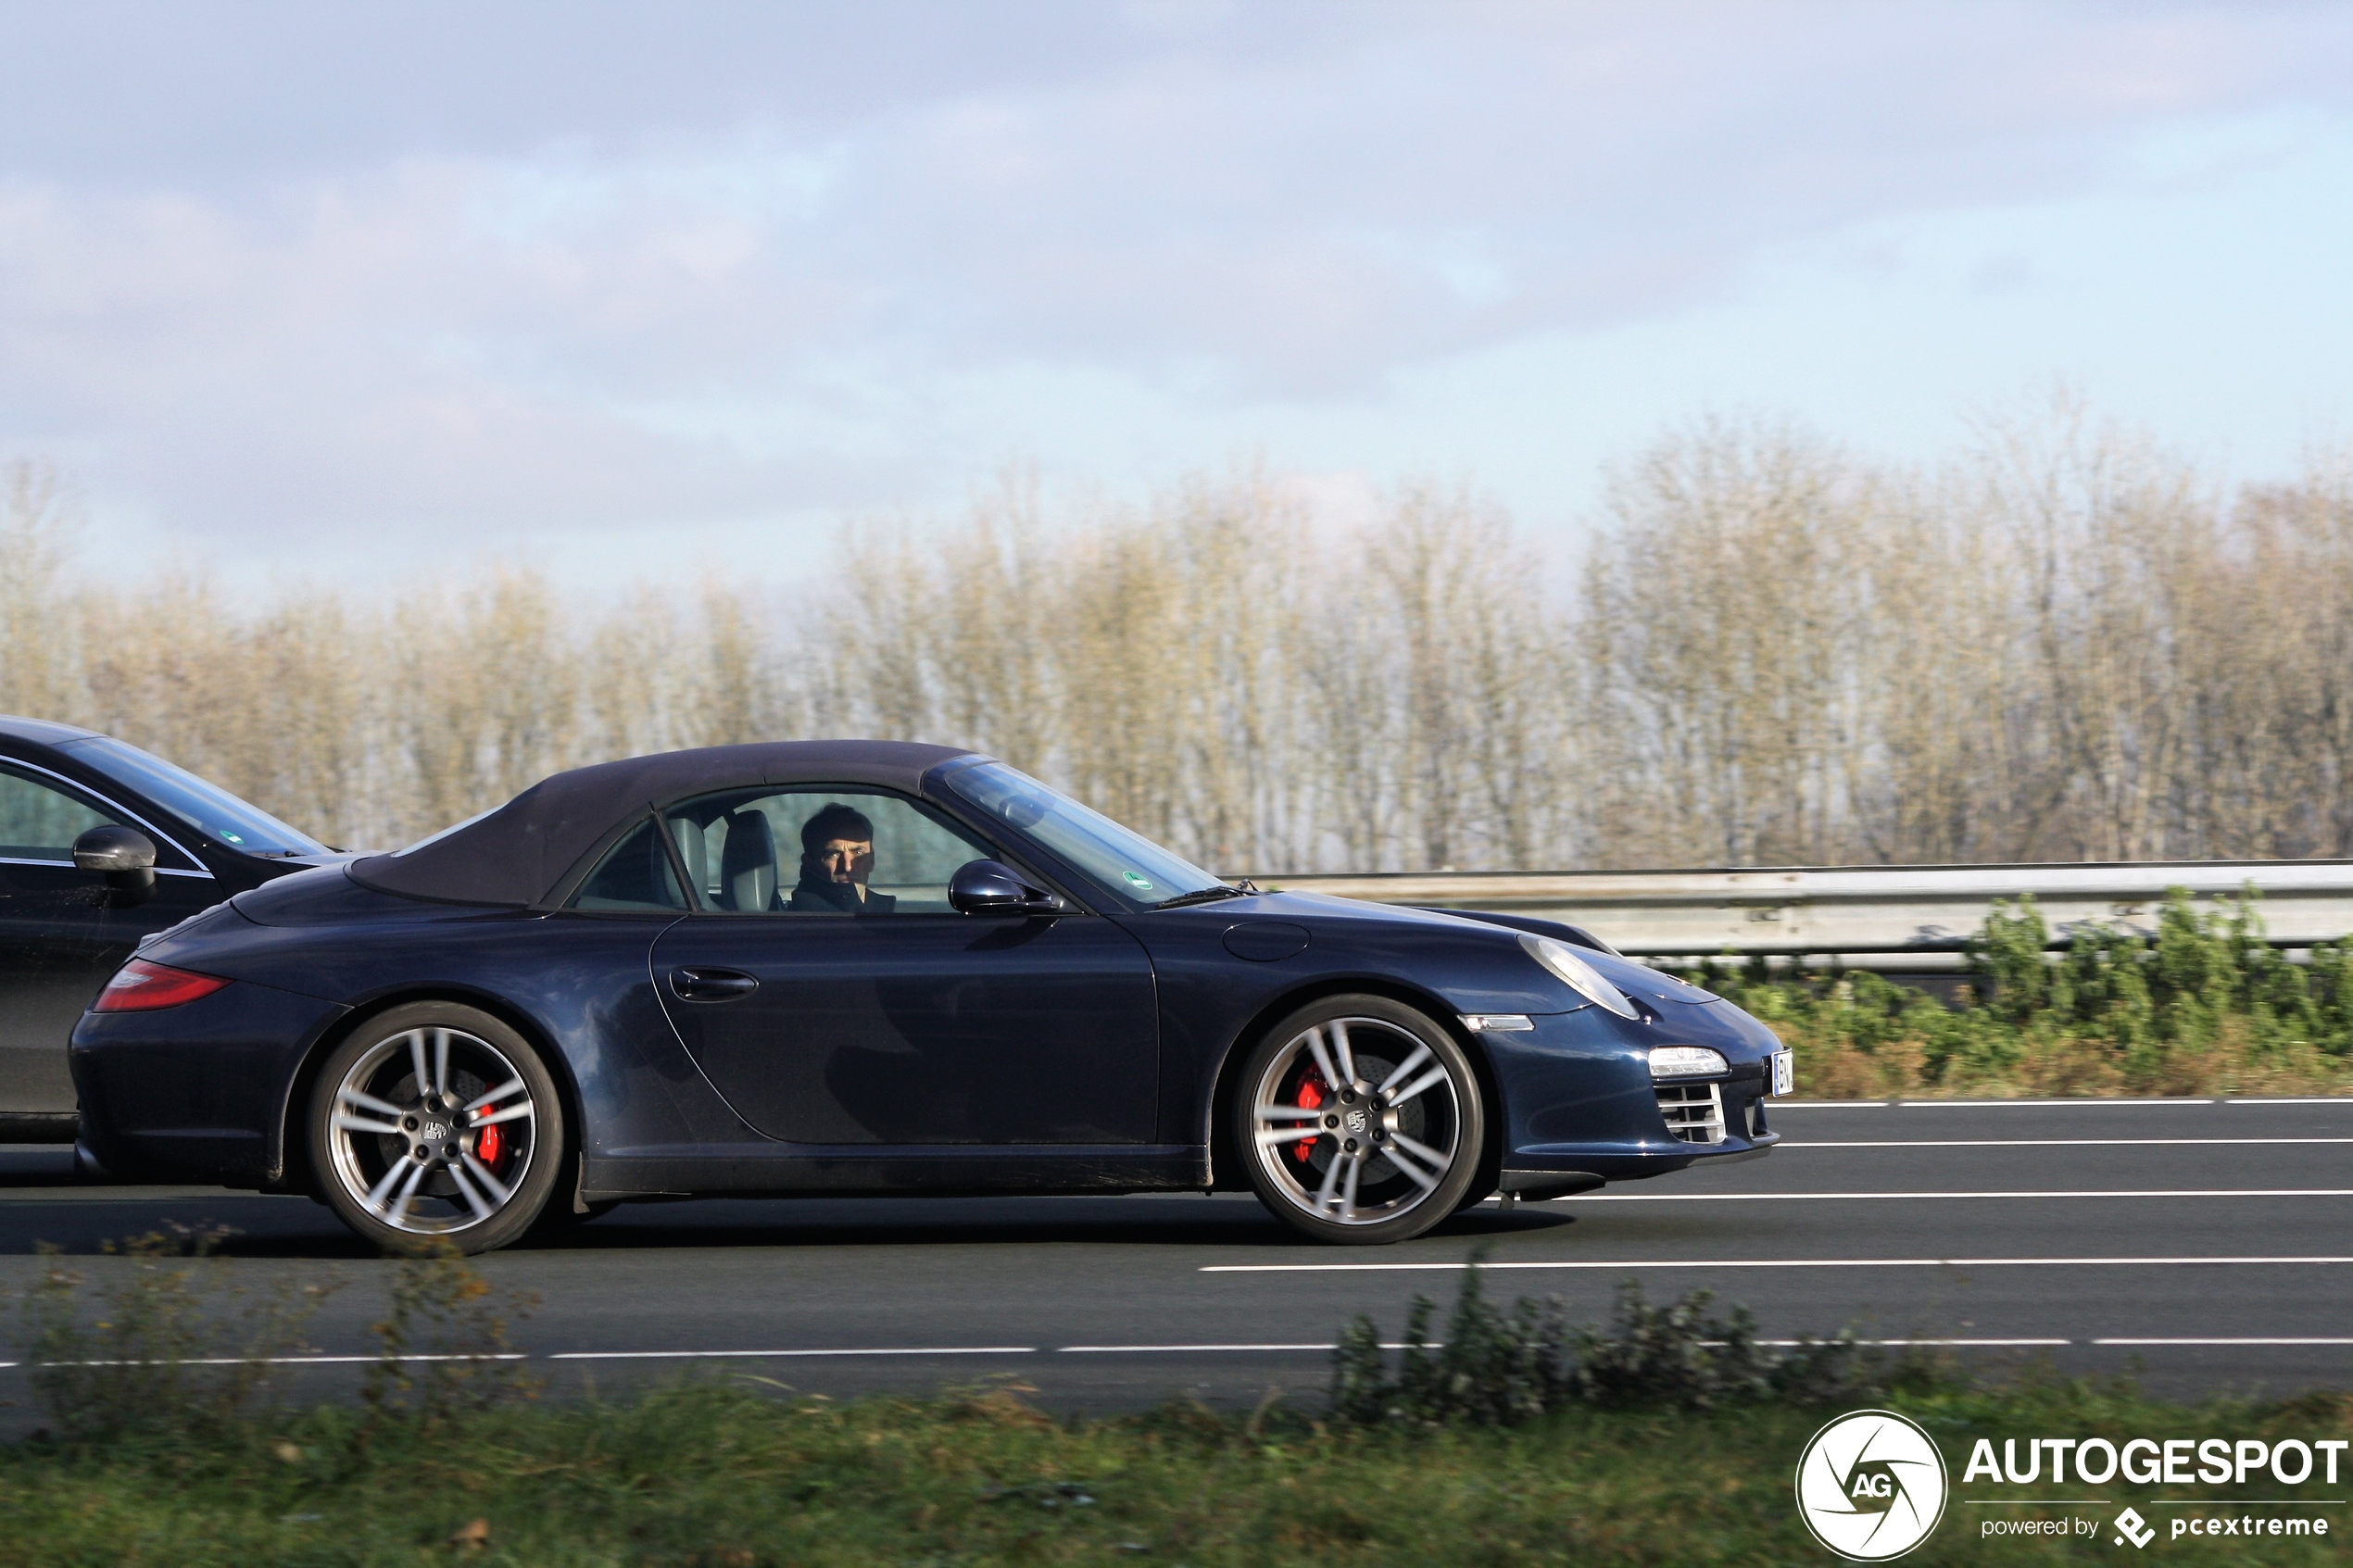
(1750, 1339, 2067, 1347)
(1203, 1256, 2353, 1273)
(547, 1347, 1036, 1360)
(33, 1353, 525, 1367)
(1060, 1343, 1340, 1353)
(1058, 1344, 1429, 1353)
(1898, 1098, 2215, 1108)
(1556, 1189, 2353, 1201)
(2094, 1338, 2353, 1347)
(1033, 1339, 2058, 1356)
(1782, 1138, 2353, 1148)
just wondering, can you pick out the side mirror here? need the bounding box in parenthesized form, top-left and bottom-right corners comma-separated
(74, 824, 157, 908)
(948, 859, 1065, 916)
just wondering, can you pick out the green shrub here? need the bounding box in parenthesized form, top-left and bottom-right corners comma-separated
(361, 1241, 540, 1429)
(1329, 1255, 1894, 1427)
(1684, 885, 2353, 1097)
(15, 1227, 334, 1442)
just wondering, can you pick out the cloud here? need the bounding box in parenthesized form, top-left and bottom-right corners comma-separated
(0, 0, 2347, 554)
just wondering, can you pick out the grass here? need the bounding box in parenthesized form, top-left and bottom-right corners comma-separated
(6, 1058, 2345, 1567)
(8, 1248, 2349, 1565)
(1690, 888, 2353, 1098)
(3, 1377, 2349, 1566)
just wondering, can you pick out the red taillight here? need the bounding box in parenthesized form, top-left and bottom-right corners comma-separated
(93, 959, 232, 1012)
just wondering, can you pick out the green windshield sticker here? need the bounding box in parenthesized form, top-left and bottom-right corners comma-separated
(1123, 872, 1155, 890)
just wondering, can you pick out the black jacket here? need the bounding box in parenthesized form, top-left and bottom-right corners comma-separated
(786, 876, 897, 914)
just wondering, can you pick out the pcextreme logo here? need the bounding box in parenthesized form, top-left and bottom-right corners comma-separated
(1795, 1410, 1951, 1562)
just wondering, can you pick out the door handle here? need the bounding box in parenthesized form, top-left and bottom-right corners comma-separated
(669, 967, 760, 1002)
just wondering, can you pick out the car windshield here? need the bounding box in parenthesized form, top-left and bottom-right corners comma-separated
(941, 761, 1226, 910)
(61, 736, 330, 857)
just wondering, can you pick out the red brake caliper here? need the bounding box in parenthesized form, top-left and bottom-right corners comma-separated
(1292, 1072, 1327, 1161)
(476, 1121, 502, 1165)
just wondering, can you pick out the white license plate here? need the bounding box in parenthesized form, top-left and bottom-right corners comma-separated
(1770, 1049, 1794, 1097)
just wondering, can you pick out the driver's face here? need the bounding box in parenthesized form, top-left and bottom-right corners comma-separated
(819, 837, 874, 885)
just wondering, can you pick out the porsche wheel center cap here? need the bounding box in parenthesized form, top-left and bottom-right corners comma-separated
(419, 1121, 449, 1142)
(1344, 1109, 1367, 1134)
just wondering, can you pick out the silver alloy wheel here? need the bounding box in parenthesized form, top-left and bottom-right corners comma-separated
(1250, 1015, 1462, 1226)
(323, 1025, 536, 1236)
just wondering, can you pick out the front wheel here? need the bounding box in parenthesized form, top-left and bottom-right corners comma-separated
(1235, 996, 1484, 1245)
(308, 1002, 564, 1255)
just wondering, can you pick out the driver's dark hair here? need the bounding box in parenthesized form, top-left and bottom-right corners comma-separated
(799, 802, 875, 852)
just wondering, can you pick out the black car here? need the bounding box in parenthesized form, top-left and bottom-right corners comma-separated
(72, 740, 1791, 1252)
(0, 715, 340, 1143)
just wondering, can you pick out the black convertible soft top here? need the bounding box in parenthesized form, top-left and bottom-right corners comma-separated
(350, 739, 977, 907)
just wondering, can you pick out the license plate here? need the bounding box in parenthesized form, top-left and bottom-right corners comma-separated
(1770, 1049, 1794, 1097)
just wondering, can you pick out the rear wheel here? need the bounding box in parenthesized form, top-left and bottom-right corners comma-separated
(1235, 996, 1483, 1245)
(308, 1002, 563, 1255)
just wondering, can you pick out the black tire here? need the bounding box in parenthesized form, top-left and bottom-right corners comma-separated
(1233, 995, 1483, 1245)
(307, 1002, 565, 1256)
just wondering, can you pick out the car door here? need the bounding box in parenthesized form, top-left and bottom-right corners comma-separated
(0, 759, 218, 1117)
(648, 785, 1160, 1146)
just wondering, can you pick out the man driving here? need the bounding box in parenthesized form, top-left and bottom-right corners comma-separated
(787, 802, 897, 913)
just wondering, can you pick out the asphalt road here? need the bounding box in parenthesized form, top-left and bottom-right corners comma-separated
(1, 1097, 2348, 1424)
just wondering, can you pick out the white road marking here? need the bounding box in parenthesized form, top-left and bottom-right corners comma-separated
(39, 1353, 525, 1367)
(1773, 1097, 2340, 1109)
(2093, 1337, 2353, 1347)
(1058, 1343, 1416, 1353)
(1556, 1189, 2353, 1202)
(1062, 1343, 1334, 1353)
(1781, 1138, 2353, 1148)
(1204, 1255, 2353, 1273)
(547, 1347, 1036, 1361)
(1898, 1098, 2216, 1108)
(10, 1339, 2353, 1372)
(1751, 1338, 2069, 1348)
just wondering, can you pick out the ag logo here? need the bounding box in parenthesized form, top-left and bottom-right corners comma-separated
(1794, 1409, 1948, 1561)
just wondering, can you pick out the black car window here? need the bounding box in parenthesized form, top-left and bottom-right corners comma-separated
(0, 766, 118, 862)
(568, 818, 688, 912)
(939, 759, 1226, 910)
(58, 736, 329, 857)
(659, 788, 998, 915)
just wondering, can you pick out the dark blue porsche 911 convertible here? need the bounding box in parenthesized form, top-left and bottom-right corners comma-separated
(71, 740, 1791, 1253)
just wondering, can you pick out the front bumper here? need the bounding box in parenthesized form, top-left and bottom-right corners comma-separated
(1477, 1004, 1782, 1183)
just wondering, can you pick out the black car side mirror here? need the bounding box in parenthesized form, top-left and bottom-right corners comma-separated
(73, 824, 157, 908)
(947, 859, 1065, 916)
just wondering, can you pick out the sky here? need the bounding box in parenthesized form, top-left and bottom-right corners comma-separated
(3, 0, 2350, 589)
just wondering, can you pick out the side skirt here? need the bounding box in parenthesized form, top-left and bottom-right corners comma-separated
(581, 1143, 1209, 1202)
(0, 1112, 81, 1145)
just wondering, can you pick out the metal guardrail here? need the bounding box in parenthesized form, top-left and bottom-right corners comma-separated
(1248, 860, 2353, 972)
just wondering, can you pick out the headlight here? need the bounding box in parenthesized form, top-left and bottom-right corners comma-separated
(1648, 1046, 1728, 1078)
(1517, 933, 1639, 1019)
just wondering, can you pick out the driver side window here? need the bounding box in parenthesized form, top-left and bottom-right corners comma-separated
(0, 766, 123, 863)
(659, 788, 998, 915)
